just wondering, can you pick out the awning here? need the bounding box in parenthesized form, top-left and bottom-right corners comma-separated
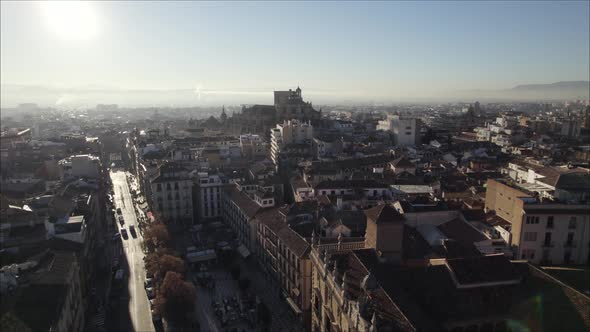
(286, 297, 303, 315)
(237, 244, 251, 258)
(186, 249, 217, 263)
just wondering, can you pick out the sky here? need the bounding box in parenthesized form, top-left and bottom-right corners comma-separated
(1, 1, 589, 107)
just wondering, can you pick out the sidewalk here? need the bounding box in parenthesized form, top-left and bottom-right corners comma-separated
(237, 260, 304, 332)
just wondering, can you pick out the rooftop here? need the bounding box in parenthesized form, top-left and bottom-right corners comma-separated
(364, 203, 405, 224)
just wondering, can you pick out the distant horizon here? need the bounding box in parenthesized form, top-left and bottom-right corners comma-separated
(1, 80, 589, 109)
(1, 1, 589, 107)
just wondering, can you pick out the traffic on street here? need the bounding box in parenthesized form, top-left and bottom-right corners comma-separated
(109, 170, 155, 332)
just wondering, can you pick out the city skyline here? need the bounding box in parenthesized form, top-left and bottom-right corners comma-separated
(1, 1, 589, 107)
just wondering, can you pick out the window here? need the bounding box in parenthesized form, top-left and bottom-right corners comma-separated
(521, 249, 535, 260)
(174, 182, 179, 190)
(566, 233, 574, 246)
(543, 232, 552, 246)
(157, 183, 162, 192)
(568, 217, 577, 229)
(166, 183, 171, 190)
(526, 216, 540, 224)
(546, 216, 554, 229)
(524, 232, 537, 242)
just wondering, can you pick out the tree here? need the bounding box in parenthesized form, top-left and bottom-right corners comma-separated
(230, 265, 241, 280)
(145, 253, 185, 281)
(257, 302, 271, 327)
(238, 278, 250, 292)
(156, 271, 196, 323)
(143, 223, 171, 250)
(159, 254, 185, 276)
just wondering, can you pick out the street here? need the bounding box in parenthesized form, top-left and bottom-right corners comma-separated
(111, 170, 155, 332)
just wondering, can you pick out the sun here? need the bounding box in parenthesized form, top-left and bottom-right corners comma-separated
(41, 1, 98, 41)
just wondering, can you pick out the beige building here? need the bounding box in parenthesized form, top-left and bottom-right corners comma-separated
(150, 162, 194, 225)
(270, 119, 313, 166)
(485, 179, 590, 265)
(255, 208, 313, 328)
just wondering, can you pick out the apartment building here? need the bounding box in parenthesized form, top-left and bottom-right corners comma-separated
(1, 251, 85, 332)
(484, 179, 590, 264)
(150, 162, 194, 224)
(309, 207, 590, 332)
(377, 115, 421, 147)
(255, 208, 313, 329)
(270, 120, 313, 165)
(222, 184, 268, 252)
(194, 172, 223, 223)
(239, 134, 269, 160)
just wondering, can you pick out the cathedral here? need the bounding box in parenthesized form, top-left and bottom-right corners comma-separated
(223, 87, 321, 137)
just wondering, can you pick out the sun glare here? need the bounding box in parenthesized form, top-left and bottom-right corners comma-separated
(41, 1, 98, 41)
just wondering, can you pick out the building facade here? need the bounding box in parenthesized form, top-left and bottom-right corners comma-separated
(484, 179, 590, 264)
(150, 162, 194, 224)
(377, 115, 421, 147)
(271, 120, 314, 165)
(194, 172, 223, 223)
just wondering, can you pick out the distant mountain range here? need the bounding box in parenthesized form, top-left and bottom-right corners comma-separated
(453, 81, 590, 102)
(511, 81, 589, 91)
(1, 81, 589, 108)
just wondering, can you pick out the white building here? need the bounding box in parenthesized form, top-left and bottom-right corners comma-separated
(194, 172, 223, 222)
(485, 179, 590, 265)
(239, 134, 268, 160)
(59, 154, 101, 179)
(519, 204, 590, 265)
(377, 115, 420, 146)
(270, 120, 313, 165)
(150, 162, 194, 224)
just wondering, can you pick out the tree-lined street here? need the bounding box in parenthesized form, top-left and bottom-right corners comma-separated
(110, 170, 154, 332)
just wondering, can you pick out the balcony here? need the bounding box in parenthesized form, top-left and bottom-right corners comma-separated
(542, 242, 554, 248)
(564, 242, 576, 248)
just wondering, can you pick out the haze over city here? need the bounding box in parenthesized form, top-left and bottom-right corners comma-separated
(2, 1, 590, 332)
(1, 1, 589, 107)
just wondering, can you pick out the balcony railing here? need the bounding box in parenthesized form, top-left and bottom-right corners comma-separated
(542, 242, 554, 248)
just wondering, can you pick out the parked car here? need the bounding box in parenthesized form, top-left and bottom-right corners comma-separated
(116, 207, 122, 215)
(129, 225, 137, 238)
(112, 232, 121, 241)
(151, 309, 162, 326)
(146, 287, 155, 299)
(121, 229, 128, 240)
(118, 215, 124, 225)
(144, 278, 154, 288)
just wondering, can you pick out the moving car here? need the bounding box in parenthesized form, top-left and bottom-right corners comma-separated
(121, 228, 128, 240)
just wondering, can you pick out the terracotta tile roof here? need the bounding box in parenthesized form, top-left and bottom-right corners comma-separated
(256, 208, 310, 257)
(391, 156, 416, 168)
(224, 185, 260, 218)
(364, 203, 405, 224)
(277, 226, 310, 258)
(445, 254, 520, 285)
(437, 218, 487, 244)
